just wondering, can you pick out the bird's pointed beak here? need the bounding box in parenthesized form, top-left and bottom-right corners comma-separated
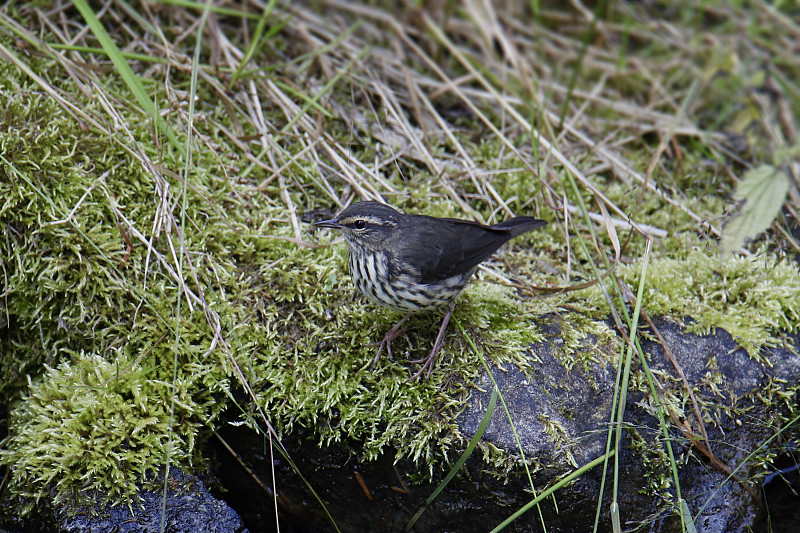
(314, 217, 342, 229)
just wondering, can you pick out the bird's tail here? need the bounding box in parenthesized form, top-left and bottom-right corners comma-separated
(492, 217, 547, 237)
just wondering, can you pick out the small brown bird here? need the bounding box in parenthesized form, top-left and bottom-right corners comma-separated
(315, 201, 546, 378)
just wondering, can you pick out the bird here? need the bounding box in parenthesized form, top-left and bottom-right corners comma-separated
(315, 201, 547, 378)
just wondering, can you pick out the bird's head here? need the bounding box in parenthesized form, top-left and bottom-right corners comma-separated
(315, 201, 401, 251)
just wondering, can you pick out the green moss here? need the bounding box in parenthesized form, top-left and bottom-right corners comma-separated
(628, 429, 674, 503)
(1, 351, 219, 514)
(0, 47, 241, 513)
(580, 248, 800, 357)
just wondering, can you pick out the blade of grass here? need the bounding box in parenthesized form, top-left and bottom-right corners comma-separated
(611, 501, 620, 533)
(228, 0, 281, 89)
(453, 318, 549, 532)
(403, 386, 498, 532)
(680, 498, 698, 533)
(558, 170, 671, 531)
(48, 44, 168, 64)
(72, 0, 184, 156)
(160, 0, 212, 529)
(609, 239, 652, 525)
(157, 0, 260, 19)
(558, 0, 607, 130)
(491, 452, 614, 533)
(558, 167, 632, 533)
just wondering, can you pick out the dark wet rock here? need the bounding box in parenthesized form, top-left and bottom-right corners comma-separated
(460, 318, 616, 470)
(58, 468, 245, 533)
(459, 316, 799, 533)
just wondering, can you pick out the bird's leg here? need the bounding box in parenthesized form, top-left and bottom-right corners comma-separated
(370, 313, 411, 368)
(410, 301, 456, 379)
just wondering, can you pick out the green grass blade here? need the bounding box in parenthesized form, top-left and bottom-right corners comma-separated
(72, 0, 184, 155)
(491, 452, 614, 533)
(680, 498, 698, 533)
(404, 386, 498, 531)
(229, 0, 280, 89)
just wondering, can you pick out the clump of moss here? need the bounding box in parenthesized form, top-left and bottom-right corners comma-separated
(1, 351, 218, 514)
(0, 55, 241, 515)
(581, 248, 800, 357)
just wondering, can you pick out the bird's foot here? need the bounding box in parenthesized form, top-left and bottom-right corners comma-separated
(369, 314, 411, 368)
(409, 350, 438, 380)
(409, 302, 454, 380)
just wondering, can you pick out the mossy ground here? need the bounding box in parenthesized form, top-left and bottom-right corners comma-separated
(0, 0, 798, 523)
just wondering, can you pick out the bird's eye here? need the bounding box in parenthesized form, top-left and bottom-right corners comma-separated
(353, 220, 367, 230)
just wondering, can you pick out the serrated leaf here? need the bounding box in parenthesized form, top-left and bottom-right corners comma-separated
(720, 164, 789, 257)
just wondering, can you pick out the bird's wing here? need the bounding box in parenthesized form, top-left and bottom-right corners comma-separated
(395, 217, 514, 283)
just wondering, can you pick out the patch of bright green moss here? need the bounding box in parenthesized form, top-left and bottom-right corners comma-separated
(581, 248, 800, 357)
(1, 351, 216, 514)
(0, 54, 244, 514)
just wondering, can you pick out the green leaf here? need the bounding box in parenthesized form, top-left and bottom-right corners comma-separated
(679, 498, 698, 533)
(720, 164, 789, 257)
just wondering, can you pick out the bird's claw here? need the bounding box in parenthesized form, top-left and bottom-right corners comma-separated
(408, 302, 454, 380)
(369, 327, 407, 366)
(369, 314, 411, 369)
(409, 352, 437, 380)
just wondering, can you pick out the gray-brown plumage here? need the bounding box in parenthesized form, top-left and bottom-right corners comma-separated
(316, 201, 546, 378)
